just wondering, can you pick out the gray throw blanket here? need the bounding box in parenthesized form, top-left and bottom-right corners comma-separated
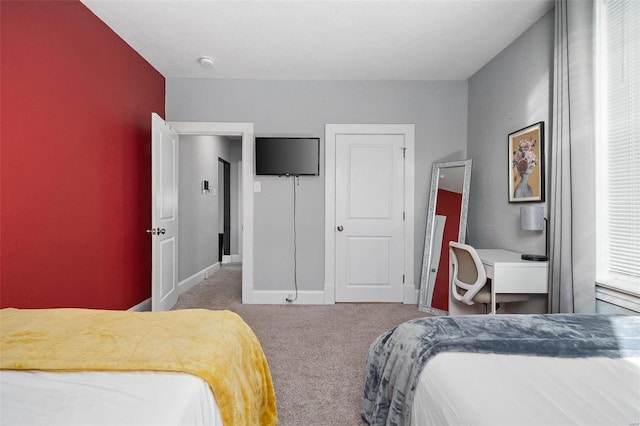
(362, 314, 640, 426)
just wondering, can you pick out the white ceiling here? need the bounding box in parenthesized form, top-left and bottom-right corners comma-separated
(81, 0, 553, 81)
(438, 165, 466, 193)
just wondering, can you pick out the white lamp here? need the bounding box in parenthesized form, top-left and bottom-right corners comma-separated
(520, 205, 548, 261)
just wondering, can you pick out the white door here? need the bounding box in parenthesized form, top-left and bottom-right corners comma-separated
(151, 113, 179, 311)
(335, 134, 405, 302)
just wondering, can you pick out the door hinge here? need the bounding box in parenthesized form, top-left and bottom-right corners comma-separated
(402, 274, 405, 283)
(401, 147, 407, 158)
(403, 211, 405, 221)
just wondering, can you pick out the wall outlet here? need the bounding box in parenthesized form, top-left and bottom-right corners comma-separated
(204, 271, 209, 279)
(285, 294, 294, 303)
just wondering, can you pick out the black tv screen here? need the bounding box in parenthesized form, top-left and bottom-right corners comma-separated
(255, 137, 320, 176)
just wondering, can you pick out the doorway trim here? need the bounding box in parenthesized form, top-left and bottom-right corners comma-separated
(324, 124, 415, 304)
(170, 121, 255, 303)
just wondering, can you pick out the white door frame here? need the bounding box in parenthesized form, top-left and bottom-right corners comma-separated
(170, 121, 255, 303)
(324, 124, 415, 304)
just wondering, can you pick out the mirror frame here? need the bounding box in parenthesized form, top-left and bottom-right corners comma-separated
(418, 159, 472, 314)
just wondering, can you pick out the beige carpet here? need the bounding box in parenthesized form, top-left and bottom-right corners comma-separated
(172, 263, 429, 426)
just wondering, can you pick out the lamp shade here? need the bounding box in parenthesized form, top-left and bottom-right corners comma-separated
(520, 206, 544, 231)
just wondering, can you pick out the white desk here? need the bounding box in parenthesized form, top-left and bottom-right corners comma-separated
(449, 249, 549, 315)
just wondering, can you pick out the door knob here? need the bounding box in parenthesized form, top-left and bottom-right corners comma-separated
(146, 228, 166, 235)
(337, 225, 344, 232)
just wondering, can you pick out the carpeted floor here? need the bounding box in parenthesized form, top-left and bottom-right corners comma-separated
(172, 263, 429, 426)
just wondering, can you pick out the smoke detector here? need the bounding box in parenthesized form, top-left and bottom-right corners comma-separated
(199, 56, 215, 68)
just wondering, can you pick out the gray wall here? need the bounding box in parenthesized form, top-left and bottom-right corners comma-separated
(467, 9, 627, 315)
(227, 143, 242, 257)
(167, 80, 468, 291)
(178, 134, 240, 281)
(467, 9, 554, 255)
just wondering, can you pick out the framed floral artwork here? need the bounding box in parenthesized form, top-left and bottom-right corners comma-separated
(508, 122, 545, 203)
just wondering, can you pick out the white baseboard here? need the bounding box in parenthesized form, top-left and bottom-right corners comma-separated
(178, 262, 220, 293)
(129, 298, 151, 312)
(220, 254, 241, 264)
(251, 290, 326, 304)
(129, 263, 220, 312)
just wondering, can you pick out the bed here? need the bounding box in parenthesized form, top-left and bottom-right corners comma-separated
(362, 314, 640, 426)
(0, 308, 278, 426)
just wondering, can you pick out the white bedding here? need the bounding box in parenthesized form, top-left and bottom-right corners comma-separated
(0, 371, 223, 426)
(411, 353, 640, 426)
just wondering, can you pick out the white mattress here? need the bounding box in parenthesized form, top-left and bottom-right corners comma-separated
(411, 353, 640, 426)
(0, 370, 223, 426)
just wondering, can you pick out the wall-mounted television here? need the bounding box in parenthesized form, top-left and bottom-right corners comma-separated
(255, 137, 320, 176)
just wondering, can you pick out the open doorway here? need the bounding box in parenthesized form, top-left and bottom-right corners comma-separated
(169, 121, 255, 304)
(176, 134, 240, 280)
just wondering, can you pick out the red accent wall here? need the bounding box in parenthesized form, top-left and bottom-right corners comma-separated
(1, 1, 165, 309)
(431, 189, 463, 311)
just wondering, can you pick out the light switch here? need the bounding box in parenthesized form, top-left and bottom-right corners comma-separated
(254, 181, 262, 192)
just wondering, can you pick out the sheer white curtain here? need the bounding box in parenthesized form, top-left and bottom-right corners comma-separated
(549, 0, 596, 313)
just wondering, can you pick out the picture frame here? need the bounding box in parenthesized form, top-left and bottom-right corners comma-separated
(508, 122, 545, 203)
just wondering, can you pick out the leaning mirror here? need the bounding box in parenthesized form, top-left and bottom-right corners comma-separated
(418, 160, 472, 314)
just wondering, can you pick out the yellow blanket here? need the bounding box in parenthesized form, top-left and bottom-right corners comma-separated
(0, 308, 278, 426)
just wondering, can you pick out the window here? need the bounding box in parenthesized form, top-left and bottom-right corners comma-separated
(595, 0, 640, 297)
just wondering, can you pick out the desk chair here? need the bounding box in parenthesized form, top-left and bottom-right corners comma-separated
(449, 242, 530, 313)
